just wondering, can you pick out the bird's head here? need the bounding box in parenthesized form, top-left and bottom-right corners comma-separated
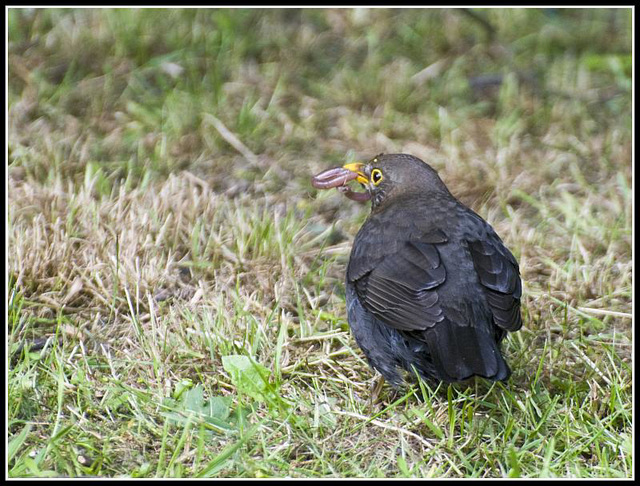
(342, 154, 452, 210)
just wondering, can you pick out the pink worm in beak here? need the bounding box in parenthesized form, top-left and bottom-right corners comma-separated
(311, 167, 371, 202)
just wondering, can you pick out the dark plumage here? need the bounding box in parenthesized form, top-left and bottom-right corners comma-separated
(314, 154, 522, 386)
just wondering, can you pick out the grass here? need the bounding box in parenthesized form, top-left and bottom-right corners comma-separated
(7, 7, 633, 478)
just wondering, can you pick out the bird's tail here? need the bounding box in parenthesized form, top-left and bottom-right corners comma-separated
(423, 321, 511, 382)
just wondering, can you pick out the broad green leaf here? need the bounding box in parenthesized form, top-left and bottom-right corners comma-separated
(221, 355, 276, 404)
(162, 384, 235, 431)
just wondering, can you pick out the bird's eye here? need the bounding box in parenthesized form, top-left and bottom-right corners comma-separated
(371, 168, 383, 186)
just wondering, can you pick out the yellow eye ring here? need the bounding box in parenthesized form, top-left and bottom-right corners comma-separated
(371, 168, 383, 186)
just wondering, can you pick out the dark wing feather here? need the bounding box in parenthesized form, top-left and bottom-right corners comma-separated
(348, 219, 448, 283)
(468, 238, 522, 332)
(354, 241, 446, 331)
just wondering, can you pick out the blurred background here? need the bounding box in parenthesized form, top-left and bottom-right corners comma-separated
(8, 9, 632, 192)
(8, 8, 632, 478)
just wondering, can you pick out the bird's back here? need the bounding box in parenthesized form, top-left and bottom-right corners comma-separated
(346, 197, 520, 384)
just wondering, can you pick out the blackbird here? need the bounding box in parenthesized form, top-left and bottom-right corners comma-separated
(312, 154, 522, 386)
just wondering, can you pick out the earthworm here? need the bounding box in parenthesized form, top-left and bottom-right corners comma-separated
(312, 166, 371, 202)
(311, 167, 358, 189)
(337, 185, 371, 202)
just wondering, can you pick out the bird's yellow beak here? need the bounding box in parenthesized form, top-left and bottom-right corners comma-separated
(342, 162, 369, 185)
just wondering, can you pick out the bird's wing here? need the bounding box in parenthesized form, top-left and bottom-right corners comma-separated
(352, 240, 446, 331)
(467, 236, 522, 331)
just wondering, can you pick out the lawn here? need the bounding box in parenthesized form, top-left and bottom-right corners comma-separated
(7, 7, 633, 478)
